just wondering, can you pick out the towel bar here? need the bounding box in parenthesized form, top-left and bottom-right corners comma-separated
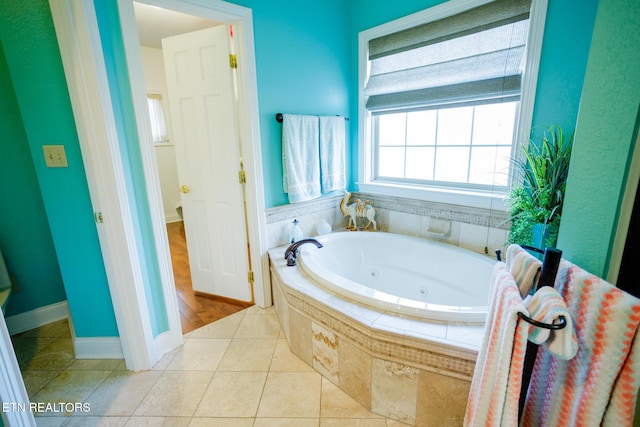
(275, 113, 349, 123)
(517, 313, 567, 330)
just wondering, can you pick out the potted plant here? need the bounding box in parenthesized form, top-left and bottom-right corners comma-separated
(507, 125, 574, 249)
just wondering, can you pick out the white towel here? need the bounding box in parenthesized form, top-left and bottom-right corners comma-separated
(506, 244, 541, 298)
(525, 286, 577, 360)
(319, 116, 346, 193)
(282, 114, 321, 203)
(465, 262, 529, 427)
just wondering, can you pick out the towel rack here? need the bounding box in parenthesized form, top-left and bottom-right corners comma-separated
(503, 245, 564, 419)
(275, 113, 349, 123)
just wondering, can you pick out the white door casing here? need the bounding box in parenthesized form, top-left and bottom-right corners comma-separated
(162, 25, 252, 302)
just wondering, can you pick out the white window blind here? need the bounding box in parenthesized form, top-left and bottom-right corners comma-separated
(365, 0, 532, 112)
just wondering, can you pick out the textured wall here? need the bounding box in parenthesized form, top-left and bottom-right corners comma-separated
(558, 0, 640, 277)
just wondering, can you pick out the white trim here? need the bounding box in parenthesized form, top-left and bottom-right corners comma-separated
(5, 301, 69, 335)
(0, 314, 35, 426)
(74, 337, 124, 360)
(120, 0, 269, 308)
(357, 0, 548, 207)
(49, 0, 159, 370)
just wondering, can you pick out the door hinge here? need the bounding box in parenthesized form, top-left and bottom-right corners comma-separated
(94, 212, 104, 223)
(247, 270, 254, 283)
(229, 54, 238, 69)
(238, 170, 247, 184)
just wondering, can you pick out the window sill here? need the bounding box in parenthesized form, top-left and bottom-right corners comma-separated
(357, 181, 508, 211)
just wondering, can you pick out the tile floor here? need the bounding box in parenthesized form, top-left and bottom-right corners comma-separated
(11, 305, 410, 426)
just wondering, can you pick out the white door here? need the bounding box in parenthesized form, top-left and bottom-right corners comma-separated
(162, 25, 251, 302)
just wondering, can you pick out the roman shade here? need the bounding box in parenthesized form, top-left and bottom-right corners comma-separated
(365, 0, 532, 111)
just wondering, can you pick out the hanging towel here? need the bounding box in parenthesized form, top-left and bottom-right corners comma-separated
(506, 244, 542, 297)
(465, 262, 529, 427)
(282, 114, 321, 203)
(525, 287, 577, 360)
(319, 115, 346, 193)
(522, 260, 640, 427)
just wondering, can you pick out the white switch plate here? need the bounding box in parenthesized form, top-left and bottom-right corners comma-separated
(43, 145, 68, 168)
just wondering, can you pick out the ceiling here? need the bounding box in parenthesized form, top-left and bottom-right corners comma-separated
(133, 2, 221, 49)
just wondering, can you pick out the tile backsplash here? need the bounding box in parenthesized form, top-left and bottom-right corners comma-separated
(265, 192, 511, 256)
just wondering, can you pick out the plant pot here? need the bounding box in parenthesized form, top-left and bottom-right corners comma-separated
(532, 223, 550, 250)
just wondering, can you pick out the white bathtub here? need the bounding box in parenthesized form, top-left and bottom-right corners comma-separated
(297, 231, 494, 322)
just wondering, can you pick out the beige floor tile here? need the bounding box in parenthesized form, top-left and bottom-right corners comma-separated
(253, 419, 319, 427)
(67, 359, 124, 371)
(22, 416, 68, 427)
(234, 311, 281, 339)
(257, 371, 322, 418)
(188, 310, 246, 339)
(124, 416, 191, 426)
(270, 339, 314, 372)
(31, 370, 111, 415)
(85, 370, 162, 416)
(194, 371, 267, 417)
(320, 378, 383, 419)
(166, 338, 230, 371)
(20, 319, 70, 338)
(189, 418, 254, 427)
(133, 371, 213, 417)
(64, 416, 130, 426)
(19, 337, 75, 371)
(151, 346, 180, 371)
(217, 338, 277, 371)
(20, 369, 59, 397)
(320, 419, 387, 427)
(11, 336, 57, 364)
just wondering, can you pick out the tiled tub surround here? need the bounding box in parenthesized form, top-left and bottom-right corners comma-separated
(266, 192, 510, 256)
(269, 244, 485, 426)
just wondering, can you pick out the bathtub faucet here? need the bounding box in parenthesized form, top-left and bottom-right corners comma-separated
(284, 239, 323, 266)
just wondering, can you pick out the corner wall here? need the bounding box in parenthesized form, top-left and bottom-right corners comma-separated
(558, 0, 640, 277)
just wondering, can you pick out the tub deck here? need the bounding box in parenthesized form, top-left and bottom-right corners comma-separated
(268, 243, 486, 426)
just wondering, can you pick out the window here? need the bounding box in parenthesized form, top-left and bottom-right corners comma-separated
(147, 94, 170, 144)
(359, 0, 547, 208)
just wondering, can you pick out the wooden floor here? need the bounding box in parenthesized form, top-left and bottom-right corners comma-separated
(167, 221, 253, 334)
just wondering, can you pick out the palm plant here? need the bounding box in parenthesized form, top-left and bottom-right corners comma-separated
(508, 125, 574, 248)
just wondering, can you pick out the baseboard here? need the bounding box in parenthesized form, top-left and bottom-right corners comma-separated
(74, 337, 124, 360)
(5, 301, 69, 335)
(165, 215, 182, 223)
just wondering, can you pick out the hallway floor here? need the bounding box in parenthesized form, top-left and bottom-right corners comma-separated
(11, 306, 409, 426)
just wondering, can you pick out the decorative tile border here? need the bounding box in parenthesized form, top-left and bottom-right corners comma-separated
(353, 192, 510, 230)
(265, 192, 509, 229)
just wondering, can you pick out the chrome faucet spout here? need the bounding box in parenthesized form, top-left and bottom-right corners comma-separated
(284, 238, 323, 266)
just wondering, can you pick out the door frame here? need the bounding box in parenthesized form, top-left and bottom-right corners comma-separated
(49, 0, 269, 370)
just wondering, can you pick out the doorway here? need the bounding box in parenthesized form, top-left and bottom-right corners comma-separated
(133, 3, 255, 333)
(49, 0, 269, 369)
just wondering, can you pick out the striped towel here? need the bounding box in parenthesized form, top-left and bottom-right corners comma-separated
(525, 287, 577, 360)
(506, 244, 541, 298)
(522, 260, 640, 426)
(465, 262, 528, 427)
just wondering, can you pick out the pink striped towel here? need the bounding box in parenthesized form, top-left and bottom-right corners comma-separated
(506, 244, 542, 298)
(525, 286, 577, 360)
(522, 260, 640, 426)
(465, 262, 528, 427)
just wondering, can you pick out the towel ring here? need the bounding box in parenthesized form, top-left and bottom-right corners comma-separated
(518, 313, 567, 330)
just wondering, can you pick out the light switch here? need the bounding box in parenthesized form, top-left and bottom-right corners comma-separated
(43, 145, 68, 168)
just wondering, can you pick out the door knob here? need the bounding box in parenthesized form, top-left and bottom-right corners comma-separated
(180, 185, 190, 194)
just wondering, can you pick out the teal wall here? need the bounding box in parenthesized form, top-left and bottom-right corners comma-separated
(0, 40, 67, 316)
(558, 0, 640, 277)
(230, 0, 352, 207)
(0, 0, 118, 337)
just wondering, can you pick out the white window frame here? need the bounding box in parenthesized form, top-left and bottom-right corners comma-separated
(357, 0, 548, 210)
